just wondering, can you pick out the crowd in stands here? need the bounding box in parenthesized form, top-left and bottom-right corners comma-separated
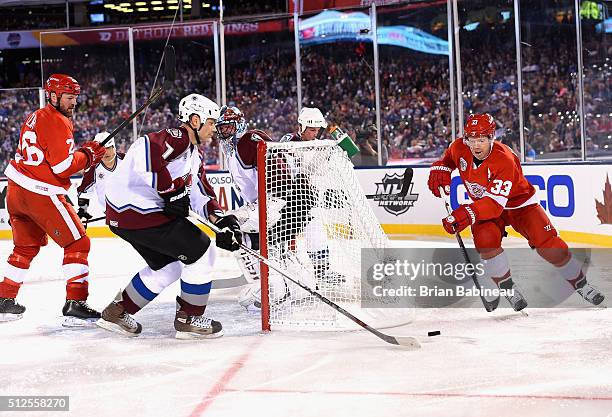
(0, 1, 287, 31)
(0, 9, 66, 31)
(0, 18, 610, 171)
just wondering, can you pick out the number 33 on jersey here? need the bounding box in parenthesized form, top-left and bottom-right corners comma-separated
(439, 138, 538, 218)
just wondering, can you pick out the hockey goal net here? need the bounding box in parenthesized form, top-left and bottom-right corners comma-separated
(257, 139, 413, 331)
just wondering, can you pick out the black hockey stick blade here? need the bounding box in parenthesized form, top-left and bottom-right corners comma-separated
(162, 44, 176, 90)
(187, 210, 420, 349)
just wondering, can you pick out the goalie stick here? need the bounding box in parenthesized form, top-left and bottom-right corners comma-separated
(98, 45, 176, 148)
(188, 209, 420, 349)
(440, 187, 500, 312)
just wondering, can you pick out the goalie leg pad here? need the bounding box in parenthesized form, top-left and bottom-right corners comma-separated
(234, 248, 260, 283)
(227, 202, 260, 233)
(243, 232, 259, 251)
(304, 219, 328, 253)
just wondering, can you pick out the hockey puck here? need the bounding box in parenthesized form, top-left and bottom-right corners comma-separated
(427, 330, 441, 337)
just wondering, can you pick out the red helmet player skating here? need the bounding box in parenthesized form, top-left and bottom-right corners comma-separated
(427, 113, 604, 311)
(0, 73, 107, 324)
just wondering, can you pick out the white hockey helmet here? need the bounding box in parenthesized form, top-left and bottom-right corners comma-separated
(298, 107, 328, 133)
(178, 94, 220, 124)
(94, 131, 114, 148)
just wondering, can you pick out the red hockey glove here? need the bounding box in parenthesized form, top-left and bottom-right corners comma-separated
(442, 204, 476, 234)
(78, 141, 106, 168)
(428, 162, 452, 198)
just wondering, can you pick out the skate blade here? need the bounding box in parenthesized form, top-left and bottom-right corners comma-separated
(0, 313, 23, 322)
(62, 316, 99, 328)
(95, 318, 140, 337)
(175, 329, 224, 340)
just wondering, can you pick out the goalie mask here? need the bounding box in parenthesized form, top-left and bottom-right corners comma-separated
(178, 93, 221, 144)
(215, 105, 248, 142)
(298, 107, 328, 140)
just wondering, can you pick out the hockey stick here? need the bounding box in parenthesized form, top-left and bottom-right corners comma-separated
(188, 209, 420, 349)
(98, 45, 176, 148)
(84, 215, 106, 225)
(439, 187, 500, 312)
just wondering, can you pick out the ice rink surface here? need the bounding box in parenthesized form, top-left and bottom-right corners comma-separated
(1, 236, 611, 417)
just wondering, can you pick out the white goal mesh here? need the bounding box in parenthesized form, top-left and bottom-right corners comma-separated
(258, 140, 413, 331)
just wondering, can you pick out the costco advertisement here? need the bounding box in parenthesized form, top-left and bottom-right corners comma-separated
(0, 164, 610, 245)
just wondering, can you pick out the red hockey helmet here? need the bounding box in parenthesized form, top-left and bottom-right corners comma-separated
(45, 74, 81, 101)
(464, 113, 496, 139)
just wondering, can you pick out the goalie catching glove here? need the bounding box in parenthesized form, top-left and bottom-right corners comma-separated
(159, 175, 191, 217)
(442, 204, 477, 234)
(214, 214, 242, 251)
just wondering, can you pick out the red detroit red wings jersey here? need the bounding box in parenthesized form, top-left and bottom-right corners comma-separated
(6, 104, 77, 194)
(439, 138, 537, 220)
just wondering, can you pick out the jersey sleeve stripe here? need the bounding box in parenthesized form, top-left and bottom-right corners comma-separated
(483, 191, 508, 208)
(144, 135, 152, 172)
(51, 154, 74, 175)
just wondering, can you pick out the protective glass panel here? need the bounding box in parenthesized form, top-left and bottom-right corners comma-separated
(133, 21, 218, 165)
(223, 16, 298, 140)
(520, 0, 582, 160)
(40, 28, 132, 150)
(299, 7, 378, 166)
(458, 0, 520, 156)
(377, 1, 452, 164)
(0, 88, 41, 172)
(581, 2, 611, 159)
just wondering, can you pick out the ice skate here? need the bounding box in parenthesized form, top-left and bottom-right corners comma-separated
(0, 297, 26, 322)
(62, 299, 101, 327)
(174, 301, 223, 340)
(499, 280, 528, 312)
(576, 281, 605, 306)
(96, 292, 142, 336)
